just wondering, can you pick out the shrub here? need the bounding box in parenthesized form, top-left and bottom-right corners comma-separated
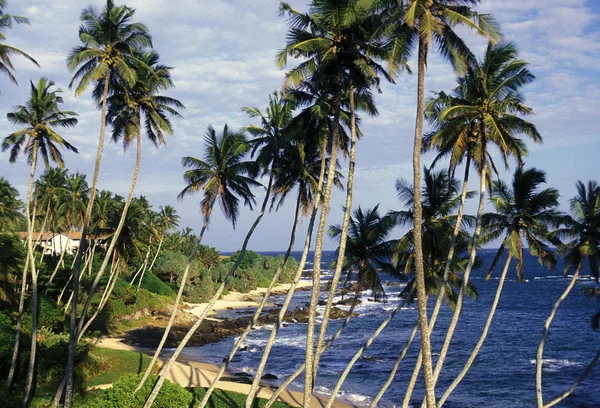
(82, 374, 194, 408)
(139, 272, 176, 298)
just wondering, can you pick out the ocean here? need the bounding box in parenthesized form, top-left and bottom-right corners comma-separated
(179, 250, 600, 407)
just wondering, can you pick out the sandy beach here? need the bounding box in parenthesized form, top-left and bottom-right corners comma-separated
(96, 282, 359, 408)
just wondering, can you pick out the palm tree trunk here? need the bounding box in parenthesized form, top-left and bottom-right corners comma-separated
(246, 141, 328, 408)
(263, 294, 360, 408)
(143, 174, 275, 408)
(205, 193, 301, 408)
(402, 162, 474, 408)
(304, 71, 343, 408)
(324, 289, 415, 408)
(542, 350, 600, 408)
(131, 236, 152, 289)
(134, 214, 211, 394)
(536, 259, 583, 408)
(57, 69, 111, 408)
(35, 201, 50, 263)
(369, 323, 419, 408)
(47, 230, 72, 287)
(412, 36, 436, 408)
(146, 233, 164, 273)
(313, 84, 357, 378)
(402, 351, 422, 408)
(21, 141, 39, 408)
(75, 127, 142, 342)
(79, 263, 120, 339)
(428, 158, 471, 331)
(437, 254, 512, 407)
(6, 254, 30, 393)
(430, 163, 487, 392)
(58, 274, 73, 305)
(137, 235, 160, 292)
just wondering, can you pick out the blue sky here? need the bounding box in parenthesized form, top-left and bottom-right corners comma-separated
(0, 0, 599, 251)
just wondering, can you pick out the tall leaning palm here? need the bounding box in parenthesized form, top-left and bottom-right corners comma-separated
(381, 2, 501, 403)
(136, 124, 259, 395)
(0, 0, 39, 87)
(436, 167, 559, 406)
(536, 181, 600, 407)
(1, 77, 78, 406)
(420, 41, 541, 400)
(70, 49, 183, 398)
(74, 49, 183, 339)
(277, 3, 393, 402)
(56, 3, 151, 406)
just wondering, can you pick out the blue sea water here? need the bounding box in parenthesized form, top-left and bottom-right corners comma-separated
(181, 250, 600, 407)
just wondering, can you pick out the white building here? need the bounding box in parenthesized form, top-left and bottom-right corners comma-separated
(15, 232, 107, 255)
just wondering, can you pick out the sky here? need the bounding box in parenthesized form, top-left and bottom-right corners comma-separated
(0, 0, 599, 252)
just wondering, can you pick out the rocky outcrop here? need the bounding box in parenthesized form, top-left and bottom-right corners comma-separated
(123, 304, 357, 348)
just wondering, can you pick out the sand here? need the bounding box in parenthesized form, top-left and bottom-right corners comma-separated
(95, 282, 360, 408)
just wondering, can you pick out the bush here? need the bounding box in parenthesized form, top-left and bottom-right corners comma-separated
(185, 275, 215, 303)
(139, 272, 176, 298)
(82, 374, 194, 408)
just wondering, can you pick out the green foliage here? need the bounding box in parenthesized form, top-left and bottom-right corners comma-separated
(139, 272, 176, 298)
(0, 311, 16, 376)
(228, 250, 260, 270)
(0, 232, 25, 306)
(82, 374, 193, 408)
(191, 386, 294, 408)
(83, 348, 155, 388)
(184, 274, 215, 303)
(152, 250, 188, 284)
(91, 279, 171, 334)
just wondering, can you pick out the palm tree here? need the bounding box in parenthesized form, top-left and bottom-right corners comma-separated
(0, 176, 22, 231)
(0, 0, 39, 86)
(391, 167, 479, 408)
(133, 205, 180, 290)
(436, 167, 559, 406)
(137, 124, 260, 397)
(64, 49, 183, 404)
(536, 181, 600, 407)
(75, 49, 182, 334)
(277, 3, 393, 402)
(1, 77, 78, 406)
(57, 3, 152, 405)
(420, 41, 542, 400)
(380, 2, 501, 402)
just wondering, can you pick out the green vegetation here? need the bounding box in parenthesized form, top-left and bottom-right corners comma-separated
(0, 1, 598, 408)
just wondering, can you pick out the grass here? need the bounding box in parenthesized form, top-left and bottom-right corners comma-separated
(84, 347, 157, 387)
(192, 387, 294, 408)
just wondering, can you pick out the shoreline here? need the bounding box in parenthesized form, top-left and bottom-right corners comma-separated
(96, 281, 361, 408)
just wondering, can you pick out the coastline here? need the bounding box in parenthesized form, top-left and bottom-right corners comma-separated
(96, 281, 360, 408)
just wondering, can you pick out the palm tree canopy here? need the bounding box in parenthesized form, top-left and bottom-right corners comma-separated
(277, 0, 394, 89)
(0, 176, 23, 231)
(390, 167, 478, 307)
(482, 167, 560, 281)
(424, 42, 540, 177)
(554, 180, 600, 282)
(380, 0, 501, 73)
(2, 78, 78, 167)
(106, 50, 184, 149)
(67, 0, 152, 96)
(329, 205, 397, 301)
(0, 0, 39, 85)
(179, 124, 261, 228)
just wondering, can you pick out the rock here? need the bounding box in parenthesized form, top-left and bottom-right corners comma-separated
(262, 373, 278, 380)
(318, 300, 327, 306)
(386, 281, 403, 287)
(363, 355, 383, 361)
(328, 306, 358, 320)
(335, 298, 361, 306)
